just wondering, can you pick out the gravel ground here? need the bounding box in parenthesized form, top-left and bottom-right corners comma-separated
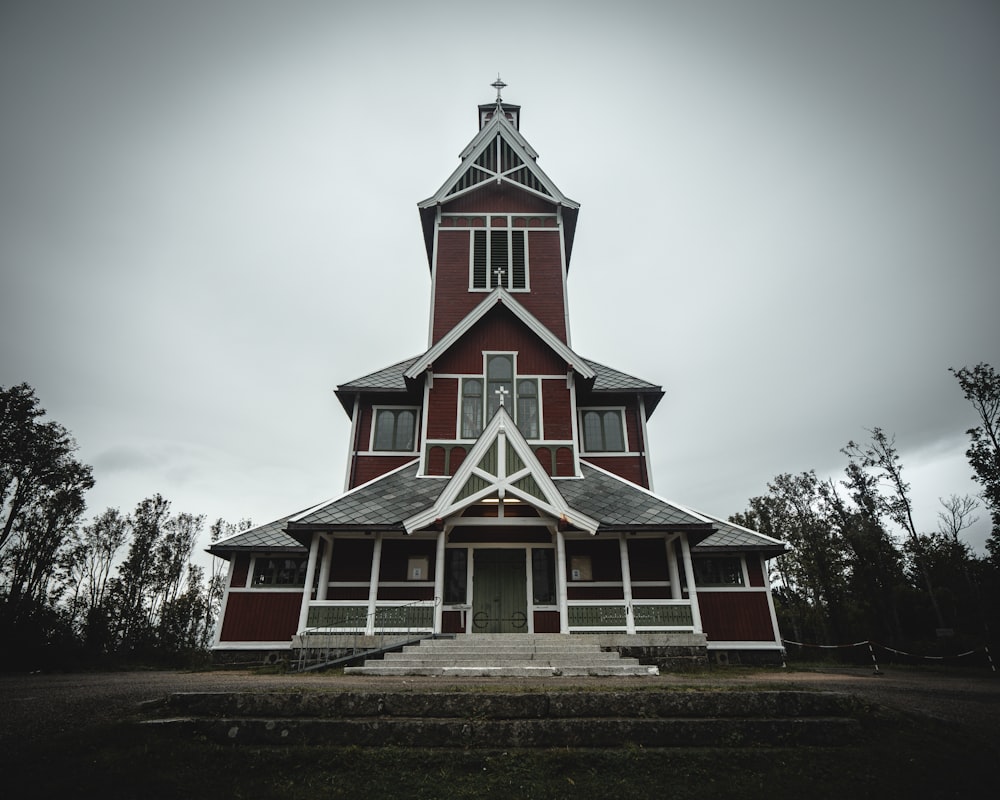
(1, 665, 997, 754)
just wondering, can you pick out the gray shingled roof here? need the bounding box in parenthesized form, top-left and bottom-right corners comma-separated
(337, 355, 420, 391)
(290, 463, 445, 529)
(335, 354, 660, 395)
(694, 518, 787, 554)
(207, 514, 305, 554)
(208, 465, 784, 555)
(555, 464, 712, 530)
(582, 359, 661, 393)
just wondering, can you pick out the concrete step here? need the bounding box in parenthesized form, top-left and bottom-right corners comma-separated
(142, 715, 860, 747)
(139, 690, 865, 748)
(350, 632, 654, 676)
(385, 651, 628, 661)
(343, 665, 658, 677)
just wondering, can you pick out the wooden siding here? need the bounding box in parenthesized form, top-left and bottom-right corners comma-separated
(567, 586, 625, 600)
(377, 586, 435, 601)
(632, 585, 672, 599)
(219, 591, 302, 642)
(582, 455, 645, 486)
(352, 456, 415, 487)
(442, 610, 464, 633)
(432, 229, 475, 341)
(697, 591, 777, 641)
(230, 555, 250, 588)
(533, 610, 561, 633)
(518, 231, 566, 340)
(443, 184, 555, 214)
(541, 378, 572, 439)
(427, 377, 458, 438)
(434, 307, 567, 374)
(747, 556, 766, 587)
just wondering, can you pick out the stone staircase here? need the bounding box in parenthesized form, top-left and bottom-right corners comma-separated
(343, 633, 659, 677)
(139, 689, 863, 747)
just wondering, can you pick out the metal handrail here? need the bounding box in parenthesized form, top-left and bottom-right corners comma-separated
(294, 598, 440, 672)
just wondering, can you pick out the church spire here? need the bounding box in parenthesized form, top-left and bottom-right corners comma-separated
(479, 74, 519, 130)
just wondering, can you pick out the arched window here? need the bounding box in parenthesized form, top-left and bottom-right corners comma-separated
(373, 408, 417, 451)
(580, 409, 626, 452)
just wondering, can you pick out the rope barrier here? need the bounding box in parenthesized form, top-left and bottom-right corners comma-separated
(782, 638, 997, 673)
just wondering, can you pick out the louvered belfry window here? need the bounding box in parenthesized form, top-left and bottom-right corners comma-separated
(472, 226, 526, 290)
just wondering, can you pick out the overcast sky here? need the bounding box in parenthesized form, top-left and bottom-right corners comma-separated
(2, 0, 998, 561)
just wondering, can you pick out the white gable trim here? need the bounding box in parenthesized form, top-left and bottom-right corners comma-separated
(403, 287, 596, 381)
(403, 406, 598, 534)
(418, 111, 579, 210)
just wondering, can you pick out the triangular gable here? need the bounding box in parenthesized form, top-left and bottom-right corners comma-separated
(404, 287, 596, 381)
(418, 110, 578, 209)
(403, 406, 598, 534)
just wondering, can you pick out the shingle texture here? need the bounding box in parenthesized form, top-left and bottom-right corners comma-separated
(337, 356, 420, 391)
(694, 519, 787, 553)
(208, 515, 305, 553)
(292, 463, 445, 527)
(554, 464, 710, 528)
(582, 358, 661, 392)
(336, 355, 661, 395)
(209, 466, 784, 553)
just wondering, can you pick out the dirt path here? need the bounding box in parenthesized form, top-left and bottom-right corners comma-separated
(1, 666, 997, 755)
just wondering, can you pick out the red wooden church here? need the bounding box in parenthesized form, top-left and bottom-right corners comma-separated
(210, 84, 786, 667)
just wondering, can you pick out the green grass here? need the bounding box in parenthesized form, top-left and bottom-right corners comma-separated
(6, 701, 995, 799)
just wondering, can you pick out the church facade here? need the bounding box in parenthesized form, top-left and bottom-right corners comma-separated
(209, 86, 786, 667)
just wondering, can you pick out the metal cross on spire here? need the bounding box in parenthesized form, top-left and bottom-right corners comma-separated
(491, 74, 507, 105)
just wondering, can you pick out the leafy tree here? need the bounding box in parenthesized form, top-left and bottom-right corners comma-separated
(1, 384, 94, 628)
(843, 428, 946, 630)
(733, 472, 849, 644)
(116, 494, 171, 651)
(950, 363, 1000, 565)
(824, 469, 906, 642)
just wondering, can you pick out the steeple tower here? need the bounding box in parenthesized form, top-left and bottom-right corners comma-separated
(418, 81, 580, 346)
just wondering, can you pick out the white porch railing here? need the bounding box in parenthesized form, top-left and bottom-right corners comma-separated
(295, 599, 439, 672)
(567, 599, 694, 633)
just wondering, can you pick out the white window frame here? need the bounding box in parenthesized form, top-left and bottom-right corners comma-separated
(692, 556, 748, 588)
(369, 405, 420, 454)
(578, 407, 628, 453)
(468, 217, 530, 292)
(458, 352, 541, 440)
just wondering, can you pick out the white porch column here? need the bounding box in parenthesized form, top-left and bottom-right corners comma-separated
(679, 533, 703, 634)
(619, 534, 636, 634)
(667, 535, 681, 599)
(297, 533, 322, 633)
(433, 530, 446, 633)
(365, 533, 382, 635)
(556, 528, 569, 634)
(316, 535, 333, 601)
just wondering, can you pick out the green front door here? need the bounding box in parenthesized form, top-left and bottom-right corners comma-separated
(472, 549, 528, 633)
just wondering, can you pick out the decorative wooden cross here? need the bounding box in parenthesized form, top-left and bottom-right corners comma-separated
(493, 265, 506, 288)
(494, 385, 509, 407)
(491, 75, 507, 103)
